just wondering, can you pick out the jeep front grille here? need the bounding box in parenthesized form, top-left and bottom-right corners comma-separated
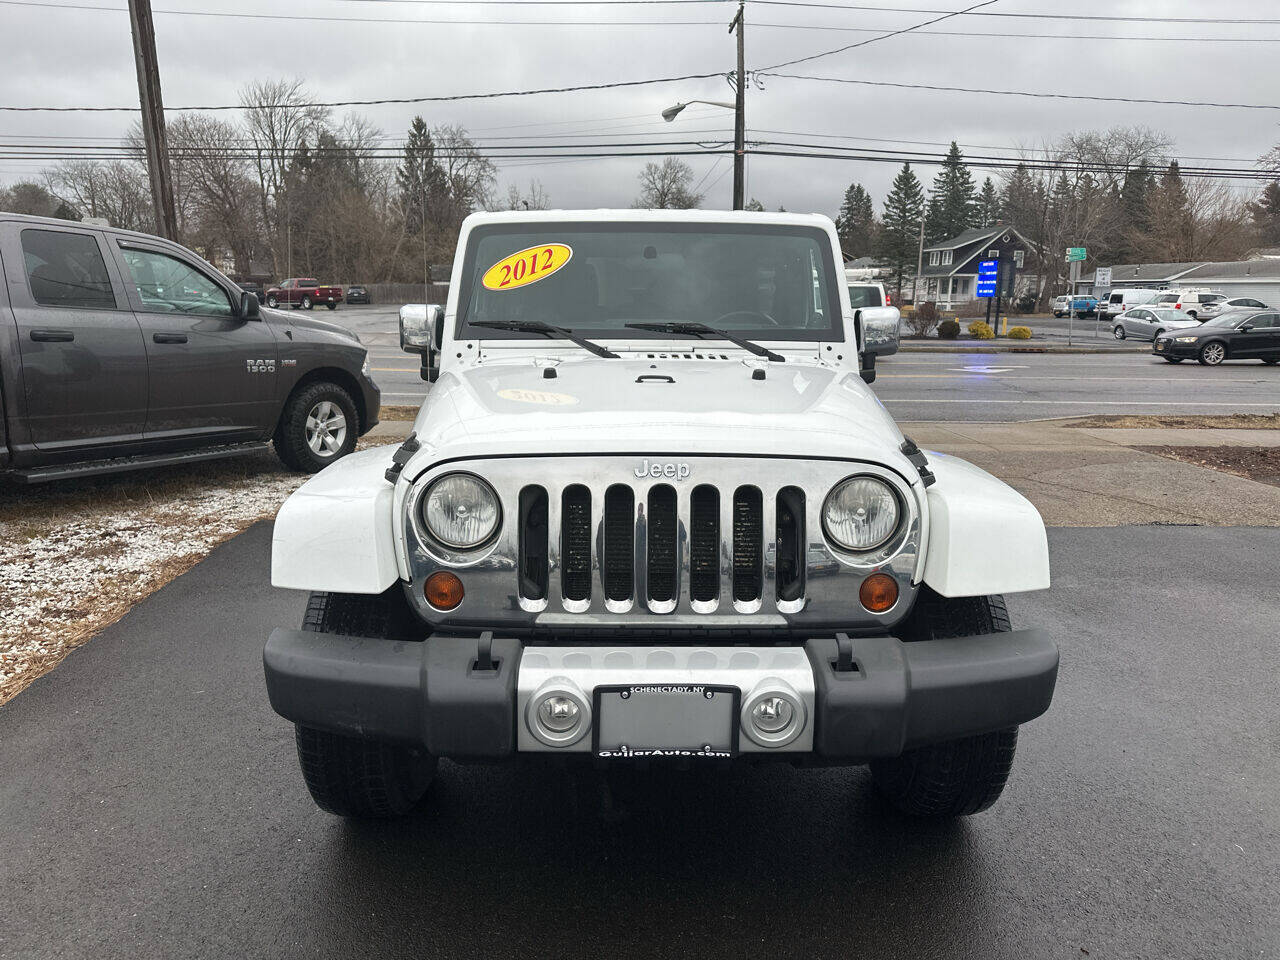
(406, 456, 923, 630)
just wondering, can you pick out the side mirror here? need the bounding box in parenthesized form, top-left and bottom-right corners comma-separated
(857, 305, 901, 358)
(1240, 324, 1254, 332)
(399, 304, 445, 382)
(849, 310, 878, 383)
(239, 290, 260, 320)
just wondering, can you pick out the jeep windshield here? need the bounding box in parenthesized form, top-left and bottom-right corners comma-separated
(455, 222, 841, 343)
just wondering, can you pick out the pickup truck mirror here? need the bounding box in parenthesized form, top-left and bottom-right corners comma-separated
(238, 291, 260, 320)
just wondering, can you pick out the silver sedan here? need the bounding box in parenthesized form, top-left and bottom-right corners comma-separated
(1112, 307, 1201, 342)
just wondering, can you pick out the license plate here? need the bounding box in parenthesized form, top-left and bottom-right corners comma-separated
(593, 684, 739, 759)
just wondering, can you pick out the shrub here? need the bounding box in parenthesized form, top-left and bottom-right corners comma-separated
(907, 300, 938, 337)
(937, 319, 960, 340)
(968, 320, 994, 340)
(1007, 325, 1032, 340)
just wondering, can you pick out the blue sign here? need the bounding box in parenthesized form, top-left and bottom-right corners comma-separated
(976, 259, 998, 298)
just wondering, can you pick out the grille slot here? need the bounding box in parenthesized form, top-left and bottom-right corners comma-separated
(518, 486, 548, 601)
(689, 485, 720, 603)
(775, 486, 806, 603)
(646, 485, 678, 603)
(733, 486, 763, 602)
(603, 485, 635, 602)
(560, 485, 592, 602)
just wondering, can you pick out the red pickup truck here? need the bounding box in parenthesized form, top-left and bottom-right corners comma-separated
(265, 278, 344, 311)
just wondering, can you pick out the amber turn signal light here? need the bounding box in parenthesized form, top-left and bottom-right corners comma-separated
(859, 573, 899, 613)
(425, 571, 465, 610)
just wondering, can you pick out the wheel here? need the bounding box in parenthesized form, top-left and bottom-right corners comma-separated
(326, 303, 337, 310)
(1113, 326, 1125, 340)
(1186, 311, 1197, 320)
(1198, 341, 1226, 366)
(1053, 311, 1063, 318)
(1153, 329, 1165, 340)
(293, 591, 434, 819)
(869, 591, 1020, 818)
(273, 381, 358, 472)
(1164, 357, 1184, 363)
(266, 295, 279, 309)
(302, 295, 314, 310)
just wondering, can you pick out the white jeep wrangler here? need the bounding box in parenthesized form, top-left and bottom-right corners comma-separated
(264, 210, 1057, 819)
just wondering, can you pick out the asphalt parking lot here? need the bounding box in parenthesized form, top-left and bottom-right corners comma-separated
(2, 523, 1276, 960)
(330, 305, 1280, 422)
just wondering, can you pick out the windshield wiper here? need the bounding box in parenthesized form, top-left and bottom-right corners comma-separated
(468, 320, 619, 359)
(623, 322, 785, 362)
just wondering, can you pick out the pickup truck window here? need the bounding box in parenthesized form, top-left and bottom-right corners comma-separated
(120, 247, 233, 317)
(458, 223, 840, 341)
(21, 229, 116, 309)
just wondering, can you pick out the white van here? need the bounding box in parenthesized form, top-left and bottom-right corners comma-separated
(1153, 290, 1225, 319)
(1100, 288, 1160, 321)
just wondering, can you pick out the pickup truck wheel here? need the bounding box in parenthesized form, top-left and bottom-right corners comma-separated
(273, 381, 358, 472)
(266, 295, 279, 309)
(869, 592, 1019, 818)
(302, 295, 314, 310)
(326, 303, 337, 310)
(293, 590, 435, 818)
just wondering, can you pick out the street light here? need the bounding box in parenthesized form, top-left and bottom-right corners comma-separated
(661, 100, 735, 122)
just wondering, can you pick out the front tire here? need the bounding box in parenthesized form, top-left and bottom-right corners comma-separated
(273, 381, 358, 472)
(1199, 341, 1226, 365)
(266, 295, 279, 309)
(1113, 326, 1125, 340)
(294, 590, 435, 819)
(869, 592, 1020, 818)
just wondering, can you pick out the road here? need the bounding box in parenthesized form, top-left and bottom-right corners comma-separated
(332, 306, 1280, 421)
(2, 523, 1276, 959)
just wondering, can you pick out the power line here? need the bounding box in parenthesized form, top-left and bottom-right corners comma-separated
(764, 73, 1280, 111)
(756, 0, 998, 71)
(751, 23, 1280, 43)
(747, 1, 1280, 25)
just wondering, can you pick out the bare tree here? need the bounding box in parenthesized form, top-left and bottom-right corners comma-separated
(504, 179, 550, 211)
(240, 78, 329, 275)
(432, 123, 497, 217)
(633, 158, 702, 209)
(45, 160, 152, 231)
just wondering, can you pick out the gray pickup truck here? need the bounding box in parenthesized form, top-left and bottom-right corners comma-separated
(0, 214, 380, 481)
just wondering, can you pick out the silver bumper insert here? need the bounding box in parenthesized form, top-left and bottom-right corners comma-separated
(516, 645, 816, 754)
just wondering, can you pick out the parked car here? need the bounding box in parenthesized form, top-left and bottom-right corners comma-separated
(0, 213, 380, 481)
(1214, 296, 1270, 312)
(847, 281, 900, 356)
(1152, 290, 1225, 319)
(1100, 288, 1160, 321)
(1152, 309, 1280, 365)
(1051, 295, 1070, 317)
(1111, 307, 1200, 342)
(236, 280, 266, 304)
(265, 278, 344, 311)
(346, 284, 371, 305)
(264, 209, 1058, 822)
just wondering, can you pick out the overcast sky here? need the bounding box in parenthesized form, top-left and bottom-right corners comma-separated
(3, 0, 1278, 219)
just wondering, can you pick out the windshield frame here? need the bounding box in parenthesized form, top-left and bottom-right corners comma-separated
(453, 220, 845, 344)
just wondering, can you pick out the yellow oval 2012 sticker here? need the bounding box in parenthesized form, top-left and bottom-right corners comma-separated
(482, 243, 573, 291)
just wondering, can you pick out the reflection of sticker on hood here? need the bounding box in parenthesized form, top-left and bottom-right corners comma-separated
(482, 243, 573, 291)
(496, 387, 579, 406)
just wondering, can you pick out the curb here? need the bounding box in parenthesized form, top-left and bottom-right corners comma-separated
(898, 344, 1143, 354)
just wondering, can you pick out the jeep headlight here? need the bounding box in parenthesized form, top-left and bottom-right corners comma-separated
(823, 476, 900, 551)
(420, 473, 501, 548)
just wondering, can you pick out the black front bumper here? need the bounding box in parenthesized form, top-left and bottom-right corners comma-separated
(264, 629, 1058, 761)
(1152, 338, 1198, 358)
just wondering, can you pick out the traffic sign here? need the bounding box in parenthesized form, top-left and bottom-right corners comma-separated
(1066, 247, 1087, 262)
(976, 259, 998, 298)
(1095, 266, 1112, 287)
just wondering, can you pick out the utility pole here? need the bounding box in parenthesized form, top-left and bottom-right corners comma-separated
(730, 0, 745, 211)
(911, 215, 925, 305)
(127, 0, 177, 240)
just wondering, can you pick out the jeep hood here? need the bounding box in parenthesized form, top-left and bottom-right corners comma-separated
(404, 357, 914, 479)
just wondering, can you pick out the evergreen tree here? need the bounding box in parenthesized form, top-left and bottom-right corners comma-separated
(1251, 181, 1280, 246)
(876, 162, 925, 300)
(1141, 161, 1193, 260)
(396, 116, 446, 235)
(834, 182, 876, 258)
(924, 142, 977, 243)
(744, 197, 765, 212)
(999, 163, 1039, 238)
(975, 177, 1000, 228)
